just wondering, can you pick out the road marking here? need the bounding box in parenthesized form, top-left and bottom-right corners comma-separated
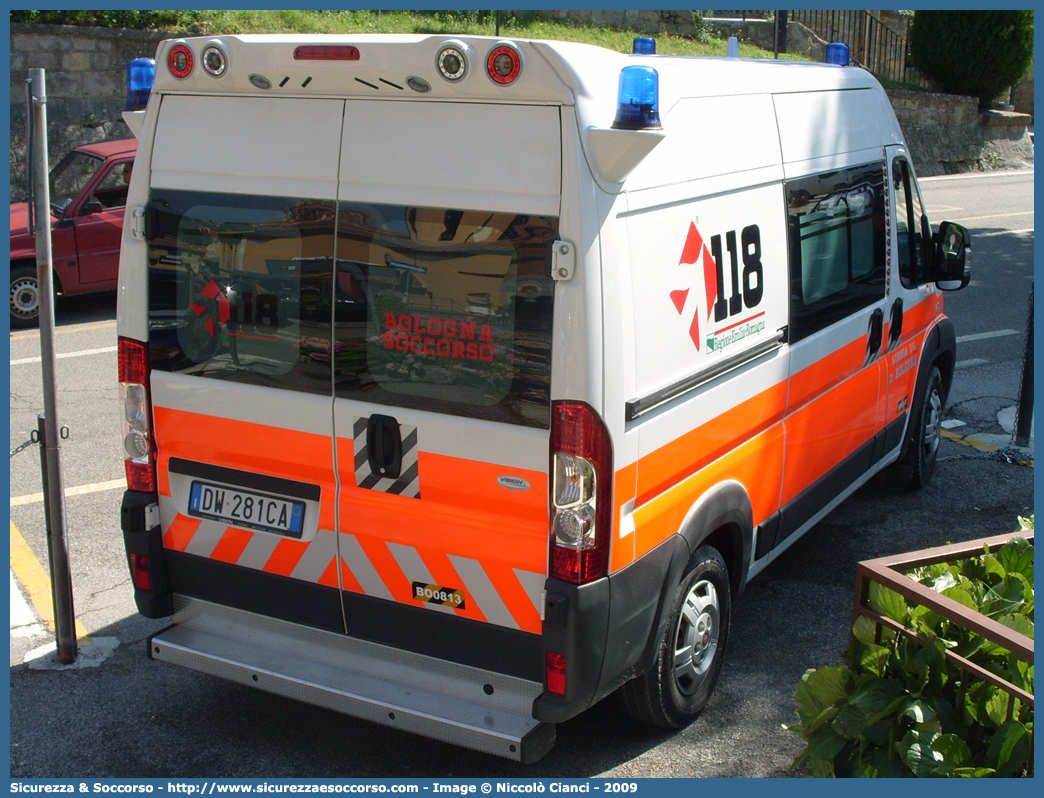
(9, 320, 117, 341)
(10, 345, 117, 367)
(976, 227, 1034, 238)
(941, 431, 1033, 468)
(11, 478, 126, 507)
(946, 211, 1034, 224)
(956, 358, 989, 370)
(9, 520, 91, 639)
(956, 329, 1019, 343)
(921, 170, 1033, 182)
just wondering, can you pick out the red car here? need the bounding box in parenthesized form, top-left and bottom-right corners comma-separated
(10, 138, 137, 328)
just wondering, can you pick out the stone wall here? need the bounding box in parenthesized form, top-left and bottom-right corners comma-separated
(9, 23, 168, 200)
(889, 90, 1034, 176)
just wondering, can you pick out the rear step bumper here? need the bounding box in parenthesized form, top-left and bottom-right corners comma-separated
(148, 596, 555, 763)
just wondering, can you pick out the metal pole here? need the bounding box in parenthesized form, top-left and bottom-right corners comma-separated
(28, 68, 78, 664)
(1014, 286, 1033, 447)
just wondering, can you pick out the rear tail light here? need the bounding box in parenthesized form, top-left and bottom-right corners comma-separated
(168, 43, 193, 79)
(550, 401, 613, 584)
(129, 553, 151, 592)
(545, 651, 567, 696)
(119, 337, 156, 492)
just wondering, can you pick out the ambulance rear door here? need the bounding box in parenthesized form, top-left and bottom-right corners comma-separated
(146, 95, 346, 633)
(330, 100, 562, 678)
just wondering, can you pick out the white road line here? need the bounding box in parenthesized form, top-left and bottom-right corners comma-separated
(956, 358, 989, 370)
(921, 169, 1033, 182)
(11, 478, 125, 507)
(975, 227, 1034, 238)
(956, 329, 1019, 343)
(10, 345, 117, 366)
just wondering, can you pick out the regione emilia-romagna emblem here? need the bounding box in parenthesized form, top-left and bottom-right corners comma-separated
(671, 220, 768, 354)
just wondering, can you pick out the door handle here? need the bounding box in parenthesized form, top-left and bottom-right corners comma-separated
(865, 308, 884, 367)
(887, 298, 904, 352)
(366, 414, 403, 480)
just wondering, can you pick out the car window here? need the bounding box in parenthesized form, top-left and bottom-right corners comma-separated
(49, 151, 103, 211)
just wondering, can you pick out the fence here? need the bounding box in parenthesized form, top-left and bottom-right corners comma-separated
(788, 10, 931, 88)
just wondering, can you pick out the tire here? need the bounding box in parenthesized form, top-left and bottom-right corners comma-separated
(909, 365, 944, 489)
(618, 546, 731, 728)
(879, 364, 945, 490)
(10, 264, 41, 329)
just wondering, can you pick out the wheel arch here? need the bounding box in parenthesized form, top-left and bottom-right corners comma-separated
(676, 479, 753, 599)
(633, 481, 753, 678)
(10, 259, 63, 294)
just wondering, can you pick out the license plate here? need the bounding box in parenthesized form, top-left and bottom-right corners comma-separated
(188, 480, 305, 538)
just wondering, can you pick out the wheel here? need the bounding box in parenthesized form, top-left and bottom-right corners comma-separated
(909, 365, 944, 488)
(617, 546, 731, 728)
(10, 264, 41, 329)
(879, 364, 944, 490)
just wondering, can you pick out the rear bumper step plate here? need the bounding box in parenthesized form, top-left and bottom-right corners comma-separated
(149, 596, 554, 762)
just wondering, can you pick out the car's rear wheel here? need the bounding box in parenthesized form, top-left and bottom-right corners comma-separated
(617, 546, 731, 728)
(10, 264, 41, 329)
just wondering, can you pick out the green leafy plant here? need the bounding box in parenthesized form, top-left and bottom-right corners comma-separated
(909, 10, 1034, 109)
(787, 522, 1034, 777)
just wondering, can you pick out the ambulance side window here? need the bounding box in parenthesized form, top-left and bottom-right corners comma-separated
(892, 158, 930, 287)
(786, 162, 886, 341)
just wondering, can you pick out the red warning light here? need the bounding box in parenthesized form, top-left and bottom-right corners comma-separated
(168, 44, 193, 79)
(294, 45, 360, 61)
(486, 45, 521, 85)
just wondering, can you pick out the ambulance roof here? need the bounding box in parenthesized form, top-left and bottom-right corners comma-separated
(150, 33, 883, 122)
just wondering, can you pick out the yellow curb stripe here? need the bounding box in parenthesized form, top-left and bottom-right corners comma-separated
(941, 430, 1034, 467)
(10, 520, 91, 640)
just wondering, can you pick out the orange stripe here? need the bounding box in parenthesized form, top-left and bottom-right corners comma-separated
(787, 335, 867, 413)
(153, 407, 336, 530)
(163, 513, 201, 552)
(316, 556, 340, 589)
(209, 526, 254, 565)
(422, 551, 488, 622)
(781, 364, 879, 505)
(636, 380, 787, 507)
(339, 558, 364, 594)
(262, 538, 308, 577)
(634, 424, 785, 561)
(487, 562, 543, 632)
(610, 460, 637, 574)
(359, 536, 415, 605)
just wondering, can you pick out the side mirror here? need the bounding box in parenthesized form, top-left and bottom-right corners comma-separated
(931, 221, 971, 291)
(81, 197, 104, 215)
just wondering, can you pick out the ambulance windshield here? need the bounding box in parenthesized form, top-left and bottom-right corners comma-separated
(146, 191, 557, 428)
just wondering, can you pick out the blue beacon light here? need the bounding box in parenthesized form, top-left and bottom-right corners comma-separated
(126, 57, 155, 110)
(632, 36, 656, 55)
(825, 42, 850, 66)
(612, 65, 662, 130)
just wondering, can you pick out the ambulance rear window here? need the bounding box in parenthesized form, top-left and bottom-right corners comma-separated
(333, 203, 557, 428)
(146, 192, 557, 428)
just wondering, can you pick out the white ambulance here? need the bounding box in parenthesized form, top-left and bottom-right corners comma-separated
(117, 33, 970, 762)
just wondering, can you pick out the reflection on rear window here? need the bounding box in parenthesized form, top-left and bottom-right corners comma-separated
(147, 193, 557, 428)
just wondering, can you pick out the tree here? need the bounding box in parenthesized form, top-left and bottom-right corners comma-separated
(909, 10, 1034, 109)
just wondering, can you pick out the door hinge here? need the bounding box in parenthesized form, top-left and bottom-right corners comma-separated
(551, 240, 576, 282)
(130, 206, 146, 241)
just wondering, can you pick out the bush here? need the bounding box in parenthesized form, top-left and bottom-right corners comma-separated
(909, 10, 1034, 109)
(786, 521, 1034, 777)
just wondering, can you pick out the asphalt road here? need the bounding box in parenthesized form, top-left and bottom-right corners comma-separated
(8, 169, 1034, 779)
